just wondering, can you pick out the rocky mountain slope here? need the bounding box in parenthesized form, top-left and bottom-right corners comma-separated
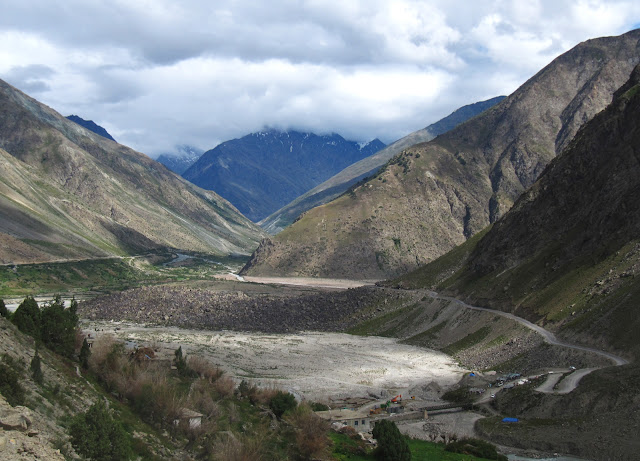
(65, 115, 116, 141)
(0, 79, 265, 264)
(396, 63, 640, 362)
(260, 97, 505, 234)
(182, 130, 385, 222)
(155, 145, 203, 175)
(242, 29, 640, 280)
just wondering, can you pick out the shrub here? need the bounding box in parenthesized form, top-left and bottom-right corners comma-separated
(445, 438, 507, 460)
(0, 354, 26, 406)
(187, 355, 223, 381)
(310, 402, 330, 411)
(69, 400, 133, 461)
(372, 419, 411, 461)
(269, 391, 297, 418)
(288, 404, 330, 460)
(213, 375, 236, 399)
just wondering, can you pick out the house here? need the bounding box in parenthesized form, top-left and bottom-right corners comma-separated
(174, 408, 203, 429)
(315, 409, 374, 433)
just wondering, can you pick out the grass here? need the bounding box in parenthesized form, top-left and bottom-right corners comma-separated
(0, 252, 249, 297)
(442, 326, 491, 356)
(347, 304, 419, 336)
(329, 431, 498, 460)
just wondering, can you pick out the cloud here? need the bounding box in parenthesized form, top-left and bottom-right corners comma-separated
(0, 0, 639, 156)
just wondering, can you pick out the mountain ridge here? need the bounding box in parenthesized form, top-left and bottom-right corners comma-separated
(242, 29, 640, 279)
(260, 96, 506, 234)
(0, 78, 265, 264)
(182, 130, 385, 222)
(65, 114, 116, 142)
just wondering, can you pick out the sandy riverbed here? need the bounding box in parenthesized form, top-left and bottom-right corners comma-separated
(83, 320, 466, 403)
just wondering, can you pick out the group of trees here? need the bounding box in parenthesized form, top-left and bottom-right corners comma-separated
(5, 295, 79, 357)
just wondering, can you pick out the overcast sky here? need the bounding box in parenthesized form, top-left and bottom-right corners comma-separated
(1, 1, 639, 157)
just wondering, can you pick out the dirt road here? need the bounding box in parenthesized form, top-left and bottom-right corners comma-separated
(430, 291, 628, 367)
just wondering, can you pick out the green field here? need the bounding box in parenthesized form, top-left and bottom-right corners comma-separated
(0, 252, 249, 297)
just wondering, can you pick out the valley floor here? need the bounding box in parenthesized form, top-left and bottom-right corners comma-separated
(81, 321, 465, 404)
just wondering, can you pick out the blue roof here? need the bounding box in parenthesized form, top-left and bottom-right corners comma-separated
(502, 417, 519, 423)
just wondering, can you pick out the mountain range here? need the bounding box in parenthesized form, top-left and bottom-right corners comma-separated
(182, 130, 385, 222)
(260, 96, 506, 234)
(0, 79, 265, 264)
(241, 29, 640, 280)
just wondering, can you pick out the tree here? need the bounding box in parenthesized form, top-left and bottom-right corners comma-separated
(0, 354, 26, 406)
(0, 299, 9, 318)
(269, 391, 297, 418)
(40, 296, 78, 357)
(173, 346, 196, 377)
(69, 400, 133, 461)
(30, 348, 44, 385)
(11, 296, 41, 339)
(79, 338, 91, 369)
(372, 420, 411, 461)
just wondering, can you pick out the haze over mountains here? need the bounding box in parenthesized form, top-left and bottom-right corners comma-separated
(242, 29, 640, 280)
(260, 96, 506, 234)
(183, 130, 385, 222)
(156, 145, 204, 175)
(0, 79, 265, 264)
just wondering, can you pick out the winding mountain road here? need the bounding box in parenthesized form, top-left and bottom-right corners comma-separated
(429, 291, 628, 366)
(428, 291, 629, 394)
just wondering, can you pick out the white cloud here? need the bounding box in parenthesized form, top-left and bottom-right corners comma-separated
(0, 0, 639, 156)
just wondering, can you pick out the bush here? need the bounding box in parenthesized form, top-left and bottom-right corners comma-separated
(0, 354, 26, 406)
(372, 419, 411, 461)
(269, 391, 297, 418)
(287, 405, 330, 460)
(445, 438, 507, 460)
(69, 400, 133, 461)
(310, 402, 330, 411)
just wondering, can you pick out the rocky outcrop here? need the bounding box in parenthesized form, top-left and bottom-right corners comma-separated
(243, 30, 640, 279)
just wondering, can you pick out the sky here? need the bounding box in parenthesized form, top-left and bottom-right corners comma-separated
(1, 1, 640, 157)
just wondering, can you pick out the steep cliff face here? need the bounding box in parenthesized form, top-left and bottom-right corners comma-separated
(242, 29, 640, 279)
(0, 79, 265, 264)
